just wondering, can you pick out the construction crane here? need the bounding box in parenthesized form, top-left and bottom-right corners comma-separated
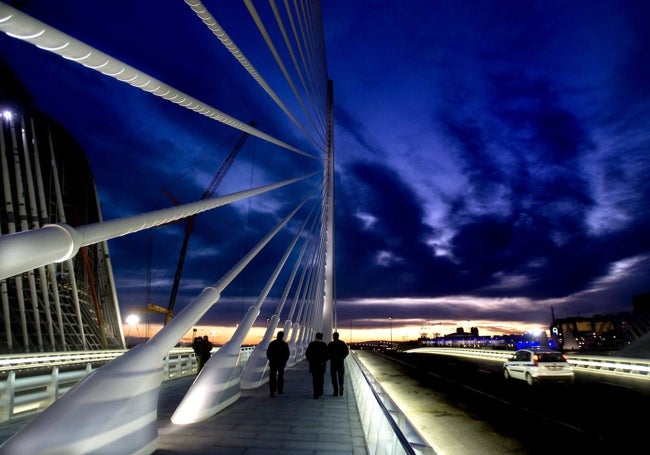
(163, 122, 255, 325)
(128, 236, 171, 340)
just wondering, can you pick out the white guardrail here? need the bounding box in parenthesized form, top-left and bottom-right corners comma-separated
(407, 347, 650, 380)
(0, 346, 254, 423)
(349, 352, 435, 455)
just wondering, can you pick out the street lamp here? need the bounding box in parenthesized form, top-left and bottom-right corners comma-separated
(389, 316, 393, 349)
(125, 314, 139, 330)
(125, 314, 140, 346)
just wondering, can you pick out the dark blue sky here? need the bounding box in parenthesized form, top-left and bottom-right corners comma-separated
(1, 1, 649, 341)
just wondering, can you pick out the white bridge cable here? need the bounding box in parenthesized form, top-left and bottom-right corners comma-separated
(168, 190, 316, 424)
(281, 0, 327, 130)
(261, 0, 324, 136)
(245, 0, 326, 146)
(0, 3, 318, 160)
(286, 220, 320, 336)
(237, 201, 318, 389)
(266, 200, 320, 322)
(295, 218, 325, 335)
(272, 198, 320, 323)
(290, 0, 328, 128)
(269, 0, 325, 143)
(246, 198, 320, 324)
(299, 0, 329, 125)
(284, 207, 321, 323)
(184, 0, 325, 154)
(0, 173, 317, 281)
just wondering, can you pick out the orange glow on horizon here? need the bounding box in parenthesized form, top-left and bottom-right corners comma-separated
(123, 319, 549, 346)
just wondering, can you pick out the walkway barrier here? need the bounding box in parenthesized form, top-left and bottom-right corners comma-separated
(0, 346, 255, 424)
(0, 365, 92, 422)
(349, 352, 436, 455)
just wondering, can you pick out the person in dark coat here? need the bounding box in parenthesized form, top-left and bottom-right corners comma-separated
(198, 335, 213, 372)
(305, 332, 328, 399)
(266, 331, 290, 397)
(192, 336, 202, 373)
(327, 331, 349, 396)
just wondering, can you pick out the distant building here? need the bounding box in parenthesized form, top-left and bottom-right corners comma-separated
(0, 61, 125, 353)
(550, 309, 650, 352)
(419, 327, 555, 350)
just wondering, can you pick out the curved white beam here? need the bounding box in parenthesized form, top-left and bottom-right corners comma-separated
(0, 175, 312, 280)
(239, 314, 281, 389)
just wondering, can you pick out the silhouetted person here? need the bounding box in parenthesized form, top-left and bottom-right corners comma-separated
(327, 331, 349, 396)
(192, 336, 202, 372)
(266, 331, 290, 397)
(305, 332, 328, 399)
(198, 335, 213, 372)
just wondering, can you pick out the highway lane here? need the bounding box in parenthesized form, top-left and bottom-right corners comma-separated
(356, 349, 650, 455)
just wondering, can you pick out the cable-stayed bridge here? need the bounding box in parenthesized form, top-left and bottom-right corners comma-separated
(3, 3, 650, 454)
(0, 2, 342, 453)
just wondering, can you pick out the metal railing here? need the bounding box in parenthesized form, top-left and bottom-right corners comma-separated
(0, 346, 255, 424)
(407, 347, 650, 379)
(349, 352, 435, 455)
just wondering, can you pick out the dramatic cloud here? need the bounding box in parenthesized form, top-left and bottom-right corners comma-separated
(1, 1, 648, 340)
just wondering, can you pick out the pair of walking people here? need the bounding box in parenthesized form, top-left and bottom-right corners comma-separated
(266, 330, 349, 399)
(305, 331, 349, 399)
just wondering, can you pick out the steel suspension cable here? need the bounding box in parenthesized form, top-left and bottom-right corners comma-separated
(297, 0, 329, 117)
(283, 0, 326, 129)
(0, 3, 317, 160)
(0, 173, 317, 280)
(285, 209, 321, 323)
(289, 0, 328, 128)
(269, 0, 326, 144)
(244, 0, 326, 146)
(273, 201, 319, 320)
(288, 218, 322, 333)
(184, 0, 324, 154)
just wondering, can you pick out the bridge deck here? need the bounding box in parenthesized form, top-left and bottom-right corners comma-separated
(155, 358, 367, 454)
(0, 358, 367, 454)
(1, 351, 546, 454)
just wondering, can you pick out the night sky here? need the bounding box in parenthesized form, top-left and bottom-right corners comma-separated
(1, 1, 649, 342)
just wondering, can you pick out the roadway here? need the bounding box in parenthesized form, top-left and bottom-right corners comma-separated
(383, 349, 650, 454)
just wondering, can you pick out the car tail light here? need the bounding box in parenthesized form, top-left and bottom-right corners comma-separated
(532, 354, 539, 366)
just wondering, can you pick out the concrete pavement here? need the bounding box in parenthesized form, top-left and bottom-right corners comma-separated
(154, 358, 367, 454)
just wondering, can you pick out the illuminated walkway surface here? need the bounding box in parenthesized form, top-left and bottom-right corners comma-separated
(0, 358, 367, 455)
(155, 358, 367, 454)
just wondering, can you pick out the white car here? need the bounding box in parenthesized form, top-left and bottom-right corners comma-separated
(503, 347, 574, 386)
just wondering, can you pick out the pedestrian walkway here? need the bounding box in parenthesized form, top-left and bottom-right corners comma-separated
(155, 358, 367, 454)
(0, 358, 366, 454)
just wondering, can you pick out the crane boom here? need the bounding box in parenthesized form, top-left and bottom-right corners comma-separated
(164, 122, 255, 325)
